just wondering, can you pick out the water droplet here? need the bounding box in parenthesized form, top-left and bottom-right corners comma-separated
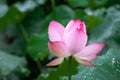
(112, 58, 115, 65)
(116, 69, 119, 72)
(83, 75, 87, 78)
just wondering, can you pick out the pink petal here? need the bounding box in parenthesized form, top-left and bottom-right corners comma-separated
(79, 21, 86, 33)
(48, 41, 71, 57)
(64, 20, 78, 34)
(64, 29, 88, 53)
(76, 43, 105, 57)
(74, 55, 97, 61)
(46, 58, 64, 66)
(48, 20, 64, 41)
(64, 19, 86, 36)
(63, 20, 74, 42)
(75, 58, 94, 66)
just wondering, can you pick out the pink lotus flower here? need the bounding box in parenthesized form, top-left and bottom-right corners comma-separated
(46, 19, 105, 66)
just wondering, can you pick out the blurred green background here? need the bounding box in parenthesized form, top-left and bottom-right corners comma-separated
(0, 0, 120, 80)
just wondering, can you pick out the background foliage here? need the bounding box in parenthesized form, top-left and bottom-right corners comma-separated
(0, 0, 120, 80)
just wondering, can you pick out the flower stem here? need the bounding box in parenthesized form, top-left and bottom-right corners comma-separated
(68, 56, 72, 80)
(19, 24, 29, 42)
(19, 24, 42, 73)
(36, 60, 42, 72)
(50, 0, 55, 10)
